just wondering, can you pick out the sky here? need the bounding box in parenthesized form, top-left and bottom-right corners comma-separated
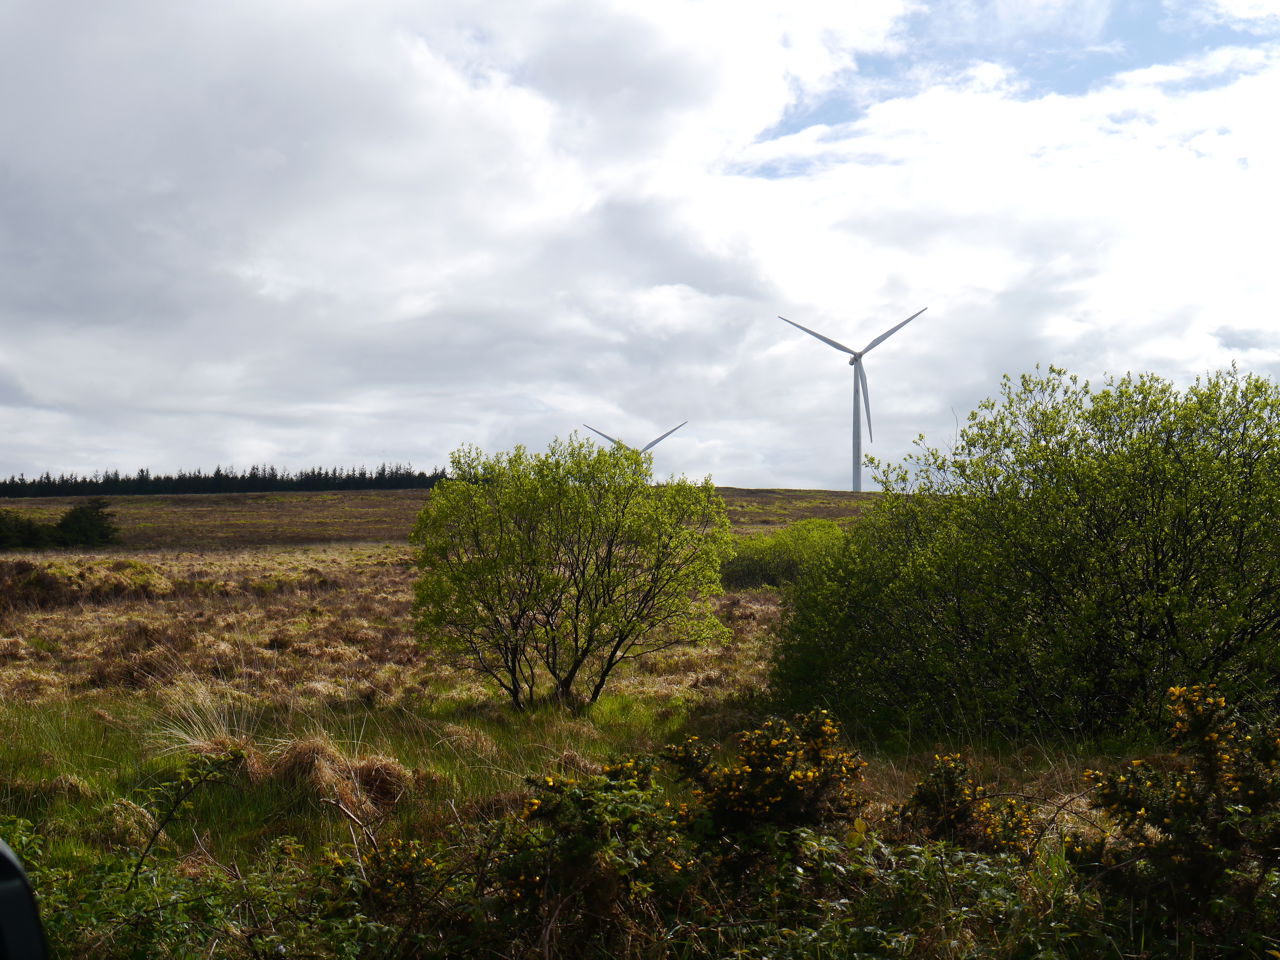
(1, 0, 1277, 490)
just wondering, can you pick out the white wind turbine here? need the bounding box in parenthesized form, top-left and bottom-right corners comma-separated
(779, 308, 927, 492)
(582, 421, 688, 453)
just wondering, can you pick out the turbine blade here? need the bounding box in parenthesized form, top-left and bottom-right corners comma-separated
(861, 307, 928, 354)
(640, 420, 688, 452)
(779, 316, 856, 355)
(583, 424, 627, 448)
(857, 363, 873, 443)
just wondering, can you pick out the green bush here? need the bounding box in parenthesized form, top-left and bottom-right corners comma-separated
(773, 366, 1280, 739)
(413, 437, 731, 710)
(720, 519, 844, 590)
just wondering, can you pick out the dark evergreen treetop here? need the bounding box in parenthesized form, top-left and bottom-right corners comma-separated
(0, 463, 445, 499)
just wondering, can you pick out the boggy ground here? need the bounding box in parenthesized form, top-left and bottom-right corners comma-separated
(0, 489, 791, 863)
(0, 550, 1098, 873)
(2, 489, 1204, 959)
(0, 487, 1101, 822)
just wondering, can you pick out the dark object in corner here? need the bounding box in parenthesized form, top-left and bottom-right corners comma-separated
(0, 837, 47, 960)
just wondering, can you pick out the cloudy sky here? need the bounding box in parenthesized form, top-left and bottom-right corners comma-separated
(2, 0, 1277, 489)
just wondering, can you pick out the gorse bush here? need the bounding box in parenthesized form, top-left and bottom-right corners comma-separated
(1072, 685, 1280, 951)
(896, 753, 1038, 857)
(663, 709, 865, 834)
(773, 366, 1280, 739)
(719, 518, 844, 590)
(17, 707, 1280, 957)
(304, 713, 878, 957)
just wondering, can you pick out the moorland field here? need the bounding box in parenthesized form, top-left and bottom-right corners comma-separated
(0, 484, 1273, 957)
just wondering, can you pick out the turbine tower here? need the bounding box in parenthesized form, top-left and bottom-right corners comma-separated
(582, 421, 688, 453)
(779, 308, 927, 492)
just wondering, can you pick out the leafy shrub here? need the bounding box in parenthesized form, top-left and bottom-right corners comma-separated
(413, 437, 731, 710)
(720, 519, 845, 590)
(773, 367, 1280, 739)
(1071, 685, 1280, 951)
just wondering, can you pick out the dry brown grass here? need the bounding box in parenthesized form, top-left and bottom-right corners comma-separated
(0, 543, 780, 712)
(0, 482, 806, 709)
(0, 487, 807, 708)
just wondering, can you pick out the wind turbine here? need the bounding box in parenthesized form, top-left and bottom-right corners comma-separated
(779, 308, 927, 492)
(582, 421, 688, 453)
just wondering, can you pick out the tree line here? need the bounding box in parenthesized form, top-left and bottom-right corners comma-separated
(0, 463, 445, 499)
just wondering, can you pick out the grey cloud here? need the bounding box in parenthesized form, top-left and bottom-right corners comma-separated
(535, 199, 770, 301)
(0, 0, 768, 478)
(514, 8, 718, 158)
(1213, 325, 1272, 351)
(0, 368, 33, 407)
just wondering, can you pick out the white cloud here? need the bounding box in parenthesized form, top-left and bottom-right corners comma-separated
(0, 0, 1278, 490)
(921, 0, 1116, 45)
(1172, 0, 1280, 33)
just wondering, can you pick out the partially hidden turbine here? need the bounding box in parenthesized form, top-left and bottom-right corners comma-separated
(779, 308, 927, 492)
(582, 421, 688, 453)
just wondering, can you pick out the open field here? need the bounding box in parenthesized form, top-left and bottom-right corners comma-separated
(0, 489, 815, 862)
(2, 487, 1203, 957)
(0, 485, 874, 547)
(0, 488, 1077, 842)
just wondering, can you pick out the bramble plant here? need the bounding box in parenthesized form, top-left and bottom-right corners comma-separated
(126, 749, 244, 889)
(412, 436, 732, 710)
